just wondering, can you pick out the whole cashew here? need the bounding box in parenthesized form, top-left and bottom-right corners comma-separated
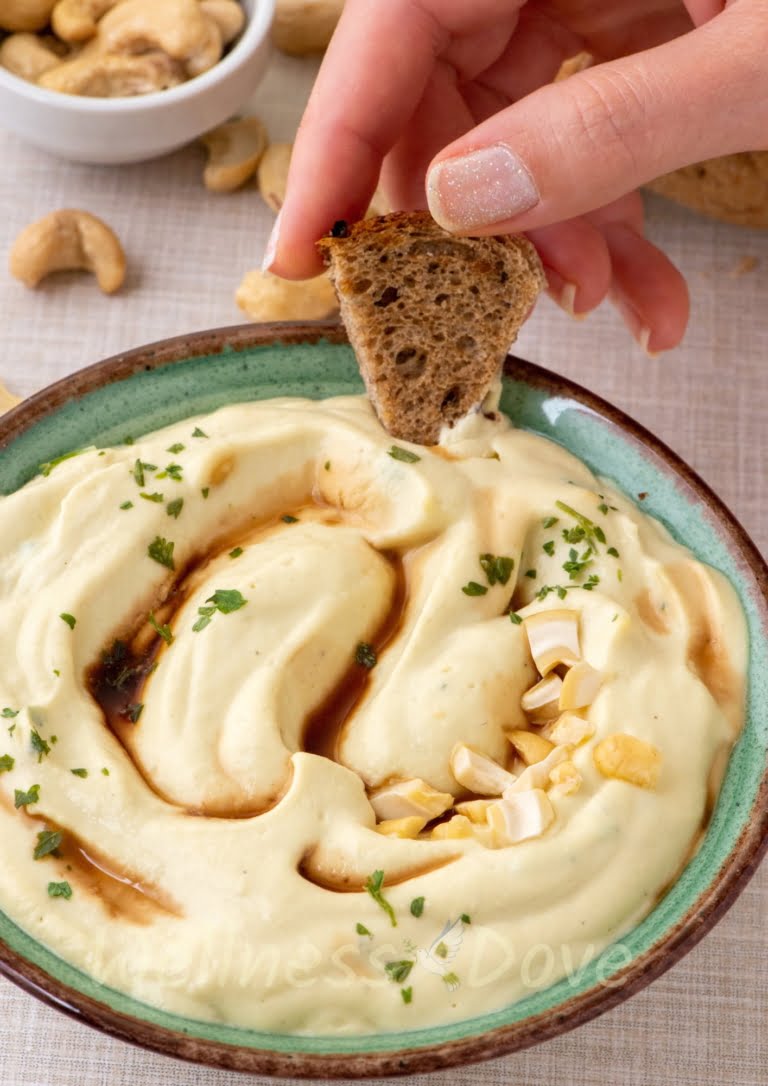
(0, 32, 64, 80)
(9, 209, 127, 293)
(201, 116, 267, 192)
(271, 0, 343, 56)
(0, 0, 56, 32)
(98, 0, 222, 77)
(257, 141, 292, 212)
(51, 0, 120, 43)
(236, 269, 338, 322)
(39, 46, 185, 95)
(199, 0, 244, 45)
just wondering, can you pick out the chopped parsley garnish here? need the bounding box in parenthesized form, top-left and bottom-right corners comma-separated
(562, 525, 587, 544)
(120, 500, 134, 510)
(167, 443, 185, 454)
(14, 784, 40, 808)
(509, 612, 523, 625)
(148, 612, 173, 645)
(525, 569, 537, 579)
(33, 830, 62, 860)
(0, 754, 14, 773)
(542, 540, 555, 556)
(140, 492, 164, 503)
(598, 502, 609, 515)
(60, 613, 76, 629)
(31, 730, 50, 762)
(479, 553, 514, 586)
(443, 972, 460, 987)
(123, 436, 134, 446)
(582, 574, 600, 591)
(201, 487, 210, 499)
(384, 960, 414, 984)
(365, 869, 396, 927)
(555, 500, 606, 546)
(617, 569, 624, 582)
(133, 460, 156, 487)
(410, 896, 425, 918)
(192, 427, 208, 438)
(39, 448, 90, 477)
(192, 589, 248, 632)
(70, 768, 88, 778)
(435, 942, 448, 959)
(562, 546, 594, 581)
(48, 881, 72, 899)
(388, 446, 420, 464)
(166, 498, 184, 519)
(1, 708, 19, 718)
(123, 703, 143, 723)
(148, 536, 175, 570)
(542, 516, 559, 529)
(607, 546, 620, 558)
(101, 767, 110, 776)
(281, 514, 299, 523)
(537, 584, 569, 601)
(462, 581, 487, 597)
(356, 922, 372, 937)
(157, 463, 183, 481)
(461, 913, 472, 924)
(355, 642, 377, 669)
(401, 987, 413, 1004)
(324, 460, 331, 471)
(229, 547, 243, 558)
(7, 724, 16, 736)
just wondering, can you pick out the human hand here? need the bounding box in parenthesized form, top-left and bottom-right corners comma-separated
(266, 0, 767, 353)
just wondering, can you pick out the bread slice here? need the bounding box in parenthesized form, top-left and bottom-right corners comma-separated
(646, 151, 768, 227)
(317, 211, 545, 445)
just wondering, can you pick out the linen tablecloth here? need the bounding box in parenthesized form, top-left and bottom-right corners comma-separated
(0, 49, 766, 1086)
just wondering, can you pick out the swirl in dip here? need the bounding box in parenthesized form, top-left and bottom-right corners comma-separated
(0, 395, 746, 1033)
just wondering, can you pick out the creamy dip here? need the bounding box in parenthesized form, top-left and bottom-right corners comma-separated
(0, 395, 746, 1034)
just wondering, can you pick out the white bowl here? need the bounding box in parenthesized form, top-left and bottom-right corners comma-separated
(0, 0, 274, 164)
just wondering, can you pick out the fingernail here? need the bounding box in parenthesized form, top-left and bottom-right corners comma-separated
(427, 144, 540, 232)
(611, 292, 660, 358)
(544, 267, 584, 321)
(261, 208, 282, 273)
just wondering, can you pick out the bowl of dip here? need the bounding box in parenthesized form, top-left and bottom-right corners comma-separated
(0, 322, 766, 1076)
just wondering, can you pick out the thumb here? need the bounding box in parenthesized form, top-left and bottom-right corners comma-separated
(426, 8, 765, 235)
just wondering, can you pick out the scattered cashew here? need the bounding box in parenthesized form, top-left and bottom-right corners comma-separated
(0, 0, 57, 32)
(39, 45, 184, 95)
(201, 116, 267, 192)
(257, 141, 292, 212)
(200, 0, 244, 45)
(0, 31, 64, 80)
(271, 0, 343, 55)
(236, 269, 338, 322)
(51, 0, 119, 41)
(98, 0, 222, 77)
(554, 51, 594, 82)
(0, 382, 22, 413)
(9, 210, 127, 294)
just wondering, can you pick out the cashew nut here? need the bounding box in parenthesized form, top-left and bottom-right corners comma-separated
(199, 0, 244, 45)
(98, 0, 222, 77)
(0, 31, 64, 80)
(38, 45, 184, 95)
(0, 0, 56, 32)
(0, 382, 22, 414)
(51, 0, 119, 42)
(271, 0, 343, 55)
(201, 116, 267, 192)
(236, 269, 338, 322)
(9, 210, 127, 293)
(257, 141, 292, 212)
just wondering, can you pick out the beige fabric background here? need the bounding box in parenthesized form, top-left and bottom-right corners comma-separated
(0, 48, 767, 1086)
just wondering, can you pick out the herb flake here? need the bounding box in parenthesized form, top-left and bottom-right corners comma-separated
(147, 536, 175, 570)
(70, 768, 88, 778)
(384, 960, 414, 984)
(388, 446, 420, 464)
(0, 754, 14, 773)
(60, 613, 76, 630)
(462, 581, 488, 597)
(479, 553, 514, 586)
(410, 896, 425, 918)
(355, 642, 377, 669)
(34, 830, 62, 860)
(356, 923, 372, 937)
(148, 613, 173, 645)
(365, 869, 396, 927)
(14, 784, 40, 808)
(48, 881, 72, 899)
(166, 498, 184, 519)
(31, 730, 50, 762)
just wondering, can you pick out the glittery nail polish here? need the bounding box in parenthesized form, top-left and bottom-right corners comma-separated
(427, 144, 540, 232)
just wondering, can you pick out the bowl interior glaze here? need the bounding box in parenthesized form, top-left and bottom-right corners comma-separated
(0, 324, 766, 1077)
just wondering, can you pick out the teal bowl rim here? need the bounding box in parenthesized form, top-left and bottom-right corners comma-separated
(0, 321, 766, 1078)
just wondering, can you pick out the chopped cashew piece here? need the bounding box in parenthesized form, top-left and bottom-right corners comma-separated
(504, 746, 569, 794)
(523, 609, 581, 675)
(548, 760, 582, 797)
(0, 0, 56, 31)
(0, 382, 21, 413)
(520, 673, 563, 723)
(0, 32, 63, 80)
(51, 0, 119, 42)
(98, 0, 222, 77)
(39, 47, 184, 96)
(257, 141, 292, 213)
(375, 816, 425, 839)
(453, 798, 494, 824)
(506, 729, 555, 766)
(554, 50, 594, 82)
(9, 209, 126, 293)
(201, 116, 267, 193)
(369, 778, 454, 822)
(272, 0, 344, 55)
(559, 661, 603, 711)
(236, 269, 338, 322)
(449, 743, 516, 796)
(487, 789, 554, 846)
(430, 815, 475, 840)
(594, 734, 662, 790)
(199, 0, 244, 44)
(548, 712, 595, 748)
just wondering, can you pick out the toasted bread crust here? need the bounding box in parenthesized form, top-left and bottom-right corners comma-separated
(647, 151, 768, 228)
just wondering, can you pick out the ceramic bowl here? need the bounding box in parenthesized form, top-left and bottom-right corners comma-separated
(0, 322, 766, 1077)
(0, 0, 274, 164)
